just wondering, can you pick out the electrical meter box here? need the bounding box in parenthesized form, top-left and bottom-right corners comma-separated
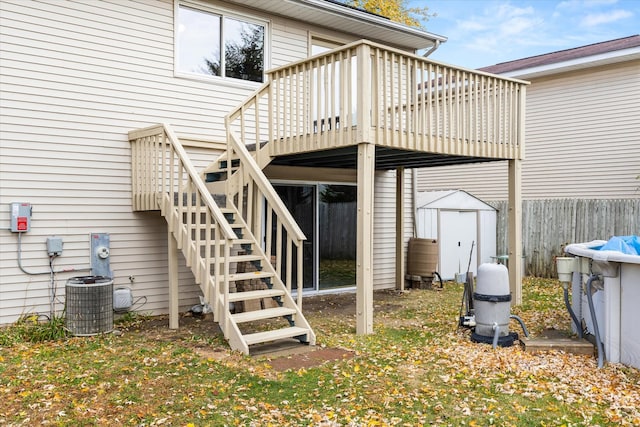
(10, 202, 32, 232)
(46, 236, 63, 256)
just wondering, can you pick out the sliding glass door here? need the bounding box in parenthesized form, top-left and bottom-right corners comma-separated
(318, 184, 356, 290)
(273, 184, 316, 290)
(274, 183, 356, 293)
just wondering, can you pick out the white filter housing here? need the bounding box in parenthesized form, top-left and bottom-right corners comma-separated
(476, 263, 510, 295)
(474, 263, 511, 337)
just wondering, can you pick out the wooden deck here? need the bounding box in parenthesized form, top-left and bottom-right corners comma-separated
(224, 40, 527, 171)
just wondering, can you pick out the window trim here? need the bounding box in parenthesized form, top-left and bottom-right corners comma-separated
(174, 0, 270, 87)
(309, 33, 350, 56)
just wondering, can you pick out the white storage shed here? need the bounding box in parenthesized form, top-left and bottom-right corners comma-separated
(415, 190, 497, 280)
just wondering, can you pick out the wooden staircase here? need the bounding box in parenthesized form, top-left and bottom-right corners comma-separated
(129, 124, 315, 355)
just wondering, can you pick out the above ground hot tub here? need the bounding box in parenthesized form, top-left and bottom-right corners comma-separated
(564, 237, 640, 369)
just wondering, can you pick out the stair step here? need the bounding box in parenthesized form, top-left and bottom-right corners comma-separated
(198, 238, 254, 246)
(231, 307, 297, 323)
(228, 288, 284, 302)
(187, 223, 244, 230)
(243, 326, 310, 346)
(225, 271, 273, 282)
(229, 254, 263, 263)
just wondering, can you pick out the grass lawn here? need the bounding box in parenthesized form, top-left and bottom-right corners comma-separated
(319, 259, 356, 289)
(1, 277, 639, 426)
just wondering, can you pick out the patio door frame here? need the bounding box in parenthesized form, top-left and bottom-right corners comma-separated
(272, 179, 357, 295)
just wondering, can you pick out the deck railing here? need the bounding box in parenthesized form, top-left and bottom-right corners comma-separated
(258, 40, 528, 159)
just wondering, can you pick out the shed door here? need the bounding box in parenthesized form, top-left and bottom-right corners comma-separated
(439, 211, 478, 279)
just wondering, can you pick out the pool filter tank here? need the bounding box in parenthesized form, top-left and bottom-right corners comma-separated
(471, 263, 520, 347)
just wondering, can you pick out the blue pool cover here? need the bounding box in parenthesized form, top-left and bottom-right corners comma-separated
(595, 235, 640, 256)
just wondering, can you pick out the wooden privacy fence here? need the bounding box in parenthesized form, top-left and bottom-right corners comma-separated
(491, 199, 640, 277)
(319, 202, 357, 258)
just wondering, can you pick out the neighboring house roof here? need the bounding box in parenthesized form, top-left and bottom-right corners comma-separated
(224, 0, 447, 51)
(416, 190, 495, 211)
(480, 35, 640, 79)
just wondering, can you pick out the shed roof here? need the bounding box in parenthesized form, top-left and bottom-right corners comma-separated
(416, 190, 495, 211)
(224, 0, 447, 51)
(480, 35, 640, 79)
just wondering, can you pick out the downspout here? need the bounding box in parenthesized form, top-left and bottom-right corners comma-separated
(422, 40, 441, 58)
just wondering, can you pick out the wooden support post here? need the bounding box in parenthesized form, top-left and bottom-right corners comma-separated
(356, 43, 372, 143)
(395, 167, 405, 291)
(508, 158, 522, 305)
(357, 142, 375, 335)
(168, 231, 179, 329)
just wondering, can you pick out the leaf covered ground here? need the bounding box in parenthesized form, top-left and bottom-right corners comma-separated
(1, 277, 639, 426)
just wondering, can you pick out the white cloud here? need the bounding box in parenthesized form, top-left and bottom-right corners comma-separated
(495, 4, 535, 19)
(456, 19, 489, 32)
(557, 0, 619, 9)
(498, 16, 542, 36)
(451, 2, 546, 55)
(421, 0, 637, 69)
(581, 9, 633, 26)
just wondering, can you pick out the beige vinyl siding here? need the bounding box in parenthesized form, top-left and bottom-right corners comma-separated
(0, 0, 408, 324)
(0, 0, 298, 323)
(271, 19, 310, 67)
(0, 0, 187, 324)
(417, 60, 640, 200)
(372, 170, 414, 290)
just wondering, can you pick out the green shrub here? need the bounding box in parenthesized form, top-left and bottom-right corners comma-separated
(0, 314, 68, 345)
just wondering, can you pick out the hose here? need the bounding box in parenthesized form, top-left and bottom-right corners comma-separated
(563, 283, 583, 339)
(586, 274, 604, 368)
(509, 314, 529, 337)
(432, 271, 443, 289)
(492, 323, 500, 349)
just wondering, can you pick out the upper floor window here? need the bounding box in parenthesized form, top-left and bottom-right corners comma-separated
(177, 5, 265, 83)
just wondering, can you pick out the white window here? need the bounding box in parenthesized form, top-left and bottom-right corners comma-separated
(176, 4, 265, 83)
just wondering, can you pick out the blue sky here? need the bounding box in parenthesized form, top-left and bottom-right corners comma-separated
(410, 0, 639, 69)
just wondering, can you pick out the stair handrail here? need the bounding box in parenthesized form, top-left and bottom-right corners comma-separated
(161, 124, 237, 240)
(160, 124, 236, 334)
(226, 129, 306, 242)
